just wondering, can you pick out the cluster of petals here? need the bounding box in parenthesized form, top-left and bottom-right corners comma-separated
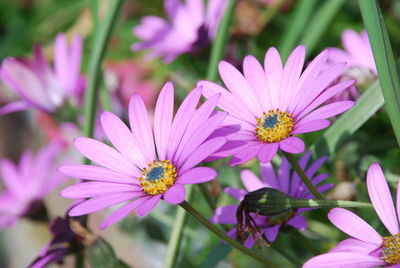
(198, 45, 355, 165)
(303, 163, 400, 268)
(211, 151, 333, 247)
(0, 142, 65, 229)
(0, 33, 84, 115)
(60, 82, 228, 229)
(132, 0, 227, 62)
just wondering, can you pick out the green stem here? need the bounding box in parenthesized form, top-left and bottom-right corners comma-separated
(164, 186, 194, 268)
(180, 201, 279, 267)
(206, 0, 237, 81)
(359, 0, 400, 147)
(282, 152, 324, 200)
(198, 183, 216, 211)
(83, 0, 123, 139)
(290, 199, 373, 209)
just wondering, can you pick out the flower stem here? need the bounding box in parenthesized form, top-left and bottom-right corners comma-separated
(206, 0, 237, 81)
(180, 201, 279, 267)
(282, 152, 324, 199)
(164, 186, 194, 268)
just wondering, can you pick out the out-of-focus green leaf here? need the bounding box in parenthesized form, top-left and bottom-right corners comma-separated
(87, 238, 117, 268)
(198, 242, 232, 268)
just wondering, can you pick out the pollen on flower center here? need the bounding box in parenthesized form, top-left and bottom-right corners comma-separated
(255, 109, 294, 143)
(139, 160, 177, 196)
(382, 233, 400, 264)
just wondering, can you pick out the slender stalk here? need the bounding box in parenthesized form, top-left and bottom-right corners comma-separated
(206, 0, 237, 81)
(180, 201, 279, 267)
(282, 152, 324, 199)
(288, 199, 373, 210)
(164, 186, 194, 268)
(359, 0, 400, 146)
(83, 0, 123, 139)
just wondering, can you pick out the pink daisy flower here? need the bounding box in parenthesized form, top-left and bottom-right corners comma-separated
(198, 45, 355, 165)
(132, 0, 227, 63)
(303, 163, 400, 268)
(60, 82, 227, 229)
(0, 33, 84, 115)
(211, 151, 333, 247)
(0, 142, 65, 229)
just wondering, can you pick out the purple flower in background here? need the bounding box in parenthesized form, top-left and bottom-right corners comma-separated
(0, 33, 84, 115)
(198, 46, 355, 165)
(132, 0, 227, 62)
(326, 29, 376, 102)
(60, 82, 227, 229)
(303, 163, 400, 268)
(0, 142, 65, 229)
(211, 152, 333, 247)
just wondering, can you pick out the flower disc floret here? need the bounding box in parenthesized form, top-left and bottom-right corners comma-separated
(255, 109, 294, 143)
(382, 233, 400, 265)
(139, 160, 177, 196)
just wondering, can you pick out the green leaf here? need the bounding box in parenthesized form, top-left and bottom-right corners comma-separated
(198, 242, 232, 268)
(87, 238, 118, 268)
(359, 0, 400, 147)
(311, 81, 384, 158)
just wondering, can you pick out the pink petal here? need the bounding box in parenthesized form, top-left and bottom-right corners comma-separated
(154, 82, 174, 160)
(136, 195, 162, 216)
(58, 165, 137, 184)
(100, 197, 147, 229)
(163, 184, 186, 204)
(73, 137, 138, 176)
(128, 95, 156, 162)
(230, 143, 262, 166)
(328, 208, 381, 245)
(223, 187, 246, 201)
(302, 252, 385, 268)
(257, 143, 279, 163)
(367, 163, 399, 235)
(240, 169, 264, 192)
(0, 101, 30, 115)
(210, 205, 238, 224)
(298, 101, 354, 124)
(68, 192, 139, 216)
(264, 47, 283, 109)
(61, 182, 140, 198)
(279, 137, 305, 154)
(292, 120, 330, 134)
(0, 159, 23, 198)
(330, 238, 379, 254)
(178, 167, 217, 184)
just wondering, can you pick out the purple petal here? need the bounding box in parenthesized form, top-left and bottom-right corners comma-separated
(257, 143, 279, 163)
(0, 159, 23, 198)
(240, 169, 264, 192)
(178, 167, 217, 184)
(73, 137, 138, 176)
(279, 137, 305, 153)
(0, 101, 30, 115)
(367, 163, 399, 235)
(154, 82, 174, 160)
(68, 192, 139, 216)
(223, 187, 247, 201)
(58, 165, 137, 184)
(230, 143, 262, 166)
(298, 101, 354, 124)
(100, 198, 147, 229)
(163, 184, 186, 204)
(260, 162, 279, 188)
(136, 195, 162, 216)
(210, 205, 238, 224)
(328, 208, 381, 245)
(265, 224, 281, 242)
(128, 95, 156, 162)
(302, 252, 385, 268)
(61, 182, 141, 198)
(286, 215, 307, 230)
(330, 238, 379, 254)
(292, 119, 330, 134)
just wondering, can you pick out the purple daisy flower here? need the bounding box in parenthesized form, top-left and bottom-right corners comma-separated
(0, 142, 65, 229)
(0, 33, 84, 115)
(303, 163, 400, 268)
(60, 82, 227, 229)
(198, 46, 355, 165)
(132, 0, 227, 63)
(211, 151, 333, 247)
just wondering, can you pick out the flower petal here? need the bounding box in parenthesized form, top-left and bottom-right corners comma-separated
(0, 101, 30, 115)
(292, 120, 330, 134)
(210, 205, 238, 224)
(240, 169, 264, 192)
(302, 252, 385, 268)
(328, 208, 381, 245)
(367, 163, 399, 235)
(257, 143, 279, 163)
(136, 195, 162, 216)
(61, 182, 141, 198)
(265, 224, 281, 242)
(163, 184, 186, 204)
(223, 187, 247, 201)
(287, 215, 307, 230)
(279, 137, 305, 154)
(230, 143, 262, 166)
(178, 167, 217, 184)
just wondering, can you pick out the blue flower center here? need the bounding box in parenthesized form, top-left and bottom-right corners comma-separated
(146, 166, 165, 182)
(262, 114, 279, 129)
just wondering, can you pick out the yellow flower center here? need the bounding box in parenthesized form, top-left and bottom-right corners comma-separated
(139, 160, 177, 196)
(382, 233, 400, 264)
(255, 109, 294, 143)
